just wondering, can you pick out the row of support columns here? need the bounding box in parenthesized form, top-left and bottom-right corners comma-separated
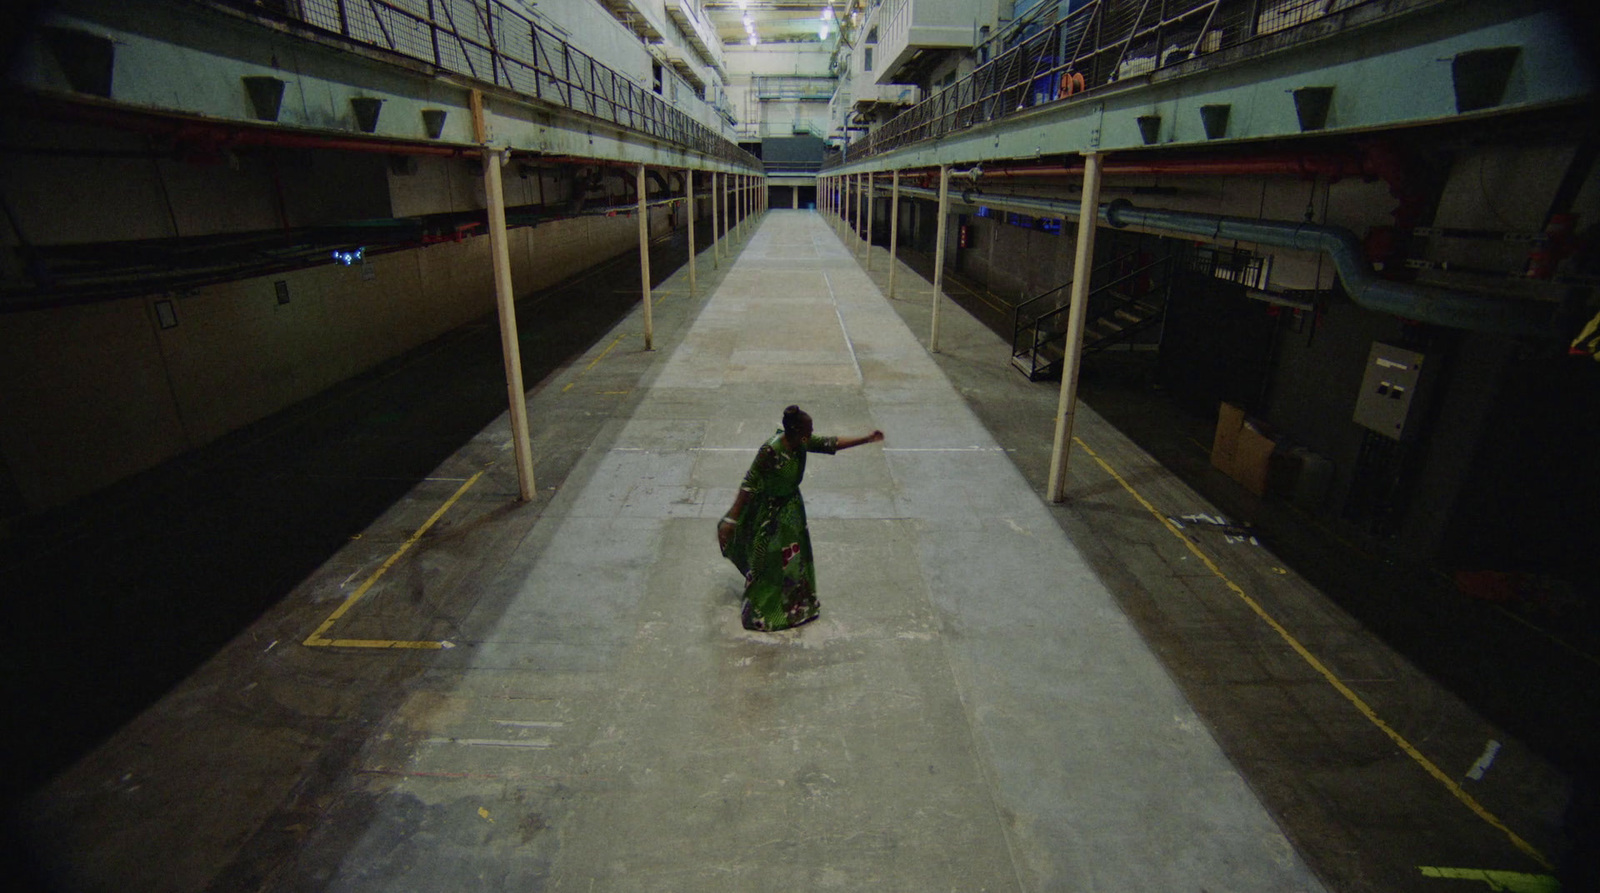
(474, 89, 768, 503)
(816, 153, 1105, 502)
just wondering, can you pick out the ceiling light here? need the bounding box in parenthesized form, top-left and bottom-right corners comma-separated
(822, 5, 834, 21)
(819, 25, 830, 39)
(743, 13, 754, 29)
(748, 34, 759, 46)
(736, 0, 747, 9)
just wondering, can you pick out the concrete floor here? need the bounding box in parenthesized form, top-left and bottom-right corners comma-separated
(13, 211, 1573, 892)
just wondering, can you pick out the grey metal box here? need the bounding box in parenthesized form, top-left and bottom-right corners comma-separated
(1354, 343, 1425, 440)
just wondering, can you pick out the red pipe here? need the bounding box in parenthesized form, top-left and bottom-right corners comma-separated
(11, 92, 478, 157)
(170, 123, 473, 157)
(975, 153, 1370, 180)
(892, 146, 1409, 223)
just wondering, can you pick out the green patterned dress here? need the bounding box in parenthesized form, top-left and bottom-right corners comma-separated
(722, 430, 839, 631)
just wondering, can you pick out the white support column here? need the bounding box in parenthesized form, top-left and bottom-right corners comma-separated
(792, 186, 798, 209)
(686, 168, 697, 298)
(1046, 152, 1105, 503)
(888, 169, 900, 298)
(637, 163, 654, 351)
(473, 92, 535, 500)
(863, 171, 874, 270)
(930, 164, 950, 352)
(837, 177, 846, 235)
(856, 173, 866, 256)
(711, 171, 721, 268)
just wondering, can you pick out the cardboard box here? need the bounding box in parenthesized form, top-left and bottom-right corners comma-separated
(1212, 402, 1299, 497)
(1232, 421, 1278, 496)
(1211, 402, 1246, 474)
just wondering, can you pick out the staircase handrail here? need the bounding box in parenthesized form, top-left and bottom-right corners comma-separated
(1010, 247, 1145, 350)
(1011, 252, 1174, 378)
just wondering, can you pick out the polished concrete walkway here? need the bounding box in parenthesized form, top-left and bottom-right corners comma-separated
(458, 211, 1325, 890)
(22, 211, 1570, 892)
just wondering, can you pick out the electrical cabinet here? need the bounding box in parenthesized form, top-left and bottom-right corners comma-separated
(1354, 343, 1425, 440)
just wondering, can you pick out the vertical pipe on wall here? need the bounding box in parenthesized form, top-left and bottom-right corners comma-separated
(473, 94, 534, 500)
(1047, 152, 1104, 503)
(888, 169, 900, 298)
(930, 164, 950, 352)
(686, 168, 697, 298)
(637, 163, 654, 351)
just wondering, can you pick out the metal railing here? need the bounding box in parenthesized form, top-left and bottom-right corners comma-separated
(1010, 250, 1177, 380)
(829, 0, 1387, 165)
(219, 0, 760, 168)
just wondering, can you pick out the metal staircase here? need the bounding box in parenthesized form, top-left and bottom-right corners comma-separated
(1010, 243, 1178, 381)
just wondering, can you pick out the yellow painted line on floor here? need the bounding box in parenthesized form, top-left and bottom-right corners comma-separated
(303, 471, 483, 649)
(1419, 866, 1559, 892)
(560, 333, 630, 394)
(1071, 436, 1553, 871)
(585, 334, 627, 372)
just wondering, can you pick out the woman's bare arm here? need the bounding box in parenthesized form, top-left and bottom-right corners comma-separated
(836, 430, 885, 450)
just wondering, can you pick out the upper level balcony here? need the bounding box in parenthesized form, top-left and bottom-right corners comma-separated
(596, 0, 666, 43)
(665, 0, 727, 76)
(830, 0, 1595, 167)
(875, 0, 975, 84)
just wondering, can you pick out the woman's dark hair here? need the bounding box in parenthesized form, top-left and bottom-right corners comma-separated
(782, 405, 811, 439)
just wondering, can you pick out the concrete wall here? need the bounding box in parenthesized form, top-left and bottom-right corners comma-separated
(956, 213, 1074, 300)
(0, 210, 659, 512)
(725, 44, 834, 136)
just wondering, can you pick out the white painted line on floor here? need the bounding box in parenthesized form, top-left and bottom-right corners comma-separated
(492, 720, 566, 729)
(823, 271, 865, 384)
(883, 447, 1013, 452)
(424, 737, 552, 749)
(608, 447, 1013, 453)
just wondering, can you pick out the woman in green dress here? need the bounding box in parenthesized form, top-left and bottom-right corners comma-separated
(717, 406, 884, 631)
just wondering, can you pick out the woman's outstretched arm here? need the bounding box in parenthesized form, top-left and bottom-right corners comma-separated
(836, 430, 885, 450)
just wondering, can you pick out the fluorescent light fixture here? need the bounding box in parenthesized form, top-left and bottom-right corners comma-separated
(748, 34, 759, 45)
(822, 5, 834, 21)
(743, 13, 753, 28)
(819, 24, 830, 39)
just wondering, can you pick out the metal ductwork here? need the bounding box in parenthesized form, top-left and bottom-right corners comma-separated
(892, 185, 1557, 338)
